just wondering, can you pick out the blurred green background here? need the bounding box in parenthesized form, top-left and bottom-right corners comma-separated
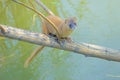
(0, 0, 120, 80)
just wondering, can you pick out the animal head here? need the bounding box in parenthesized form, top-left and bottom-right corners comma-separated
(65, 17, 77, 30)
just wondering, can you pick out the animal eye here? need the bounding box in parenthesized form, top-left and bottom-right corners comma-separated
(74, 23, 77, 26)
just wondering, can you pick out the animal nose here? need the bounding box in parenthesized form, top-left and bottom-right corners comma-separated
(69, 23, 76, 29)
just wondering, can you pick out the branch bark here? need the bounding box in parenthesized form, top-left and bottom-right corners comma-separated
(0, 24, 120, 62)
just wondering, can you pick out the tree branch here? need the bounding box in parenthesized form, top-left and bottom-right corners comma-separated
(0, 24, 120, 62)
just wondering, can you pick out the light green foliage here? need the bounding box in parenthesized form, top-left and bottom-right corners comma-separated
(0, 0, 77, 80)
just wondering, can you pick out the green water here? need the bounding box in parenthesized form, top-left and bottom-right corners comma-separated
(0, 0, 120, 80)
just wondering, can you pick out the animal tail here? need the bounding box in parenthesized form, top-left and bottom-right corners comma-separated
(35, 0, 55, 16)
(24, 46, 44, 68)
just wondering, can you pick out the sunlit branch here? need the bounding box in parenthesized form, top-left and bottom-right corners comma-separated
(0, 24, 120, 62)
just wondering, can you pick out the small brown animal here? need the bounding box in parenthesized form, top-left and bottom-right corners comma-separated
(35, 0, 77, 39)
(42, 15, 77, 39)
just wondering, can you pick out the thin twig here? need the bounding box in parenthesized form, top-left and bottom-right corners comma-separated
(35, 0, 55, 16)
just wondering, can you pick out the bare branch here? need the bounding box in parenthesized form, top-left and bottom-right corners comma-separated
(0, 24, 120, 62)
(35, 0, 55, 16)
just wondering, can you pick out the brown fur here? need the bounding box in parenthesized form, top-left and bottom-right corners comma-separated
(42, 15, 77, 38)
